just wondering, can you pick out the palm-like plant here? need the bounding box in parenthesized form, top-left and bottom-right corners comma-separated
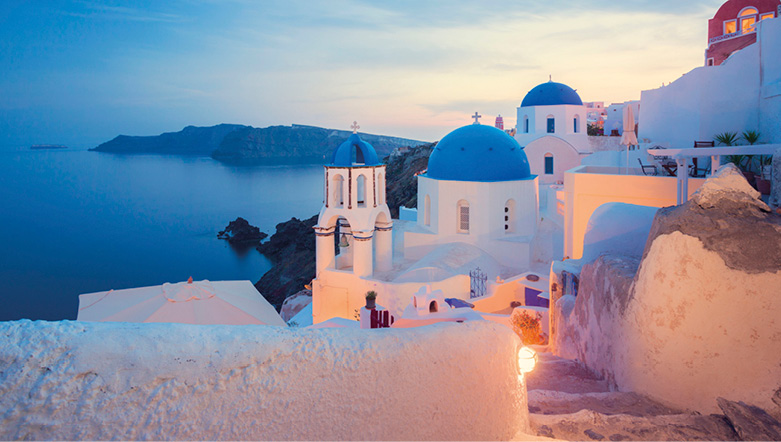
(741, 130, 761, 145)
(714, 132, 738, 146)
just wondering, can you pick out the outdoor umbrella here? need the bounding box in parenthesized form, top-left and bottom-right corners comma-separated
(621, 104, 638, 173)
(77, 278, 286, 326)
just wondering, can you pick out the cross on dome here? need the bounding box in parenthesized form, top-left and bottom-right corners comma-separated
(351, 121, 360, 134)
(472, 112, 481, 125)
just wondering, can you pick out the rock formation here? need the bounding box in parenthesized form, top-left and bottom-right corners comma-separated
(217, 217, 267, 246)
(92, 124, 247, 155)
(551, 164, 781, 415)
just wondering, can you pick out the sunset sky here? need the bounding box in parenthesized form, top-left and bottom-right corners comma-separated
(1, 0, 726, 147)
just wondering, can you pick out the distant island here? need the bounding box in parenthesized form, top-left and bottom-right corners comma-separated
(31, 144, 68, 150)
(91, 124, 426, 165)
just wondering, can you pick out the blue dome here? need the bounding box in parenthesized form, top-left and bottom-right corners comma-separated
(521, 81, 583, 107)
(427, 125, 531, 182)
(330, 133, 381, 167)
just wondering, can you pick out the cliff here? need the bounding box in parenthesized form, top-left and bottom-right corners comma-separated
(91, 123, 425, 165)
(255, 144, 433, 309)
(91, 124, 247, 155)
(212, 124, 423, 165)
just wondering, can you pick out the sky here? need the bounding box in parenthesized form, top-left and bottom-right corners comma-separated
(0, 0, 727, 147)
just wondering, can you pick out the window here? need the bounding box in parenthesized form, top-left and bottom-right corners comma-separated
(707, 58, 715, 66)
(724, 19, 737, 34)
(742, 16, 756, 32)
(740, 7, 758, 16)
(424, 195, 431, 226)
(760, 12, 774, 21)
(332, 175, 345, 207)
(573, 115, 580, 133)
(524, 116, 529, 133)
(457, 200, 469, 233)
(547, 117, 555, 134)
(356, 174, 366, 207)
(504, 200, 515, 233)
(544, 153, 554, 175)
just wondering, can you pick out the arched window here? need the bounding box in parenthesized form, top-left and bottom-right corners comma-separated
(546, 116, 555, 134)
(332, 175, 344, 207)
(573, 115, 580, 133)
(429, 300, 438, 313)
(504, 199, 516, 234)
(457, 200, 470, 234)
(523, 115, 529, 133)
(377, 172, 385, 205)
(353, 146, 365, 164)
(739, 7, 758, 33)
(356, 174, 366, 207)
(424, 194, 431, 226)
(544, 153, 554, 175)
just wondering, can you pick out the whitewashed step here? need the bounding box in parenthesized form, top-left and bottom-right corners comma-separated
(529, 390, 682, 417)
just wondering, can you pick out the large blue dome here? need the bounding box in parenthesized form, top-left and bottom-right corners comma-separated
(330, 133, 381, 167)
(521, 81, 583, 107)
(427, 125, 531, 182)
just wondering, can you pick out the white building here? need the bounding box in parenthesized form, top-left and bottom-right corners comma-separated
(311, 124, 546, 325)
(639, 13, 781, 146)
(604, 101, 640, 137)
(515, 81, 593, 185)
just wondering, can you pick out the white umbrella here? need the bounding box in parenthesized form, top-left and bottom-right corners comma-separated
(77, 279, 286, 326)
(620, 104, 638, 174)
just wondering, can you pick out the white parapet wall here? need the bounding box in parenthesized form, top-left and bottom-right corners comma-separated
(0, 320, 530, 440)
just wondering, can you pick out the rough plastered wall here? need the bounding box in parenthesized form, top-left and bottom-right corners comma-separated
(0, 320, 529, 441)
(552, 164, 781, 414)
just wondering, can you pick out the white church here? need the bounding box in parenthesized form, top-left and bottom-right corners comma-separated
(514, 81, 595, 185)
(311, 121, 550, 325)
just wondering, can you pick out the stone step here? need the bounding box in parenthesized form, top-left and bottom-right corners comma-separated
(526, 352, 610, 394)
(530, 409, 739, 441)
(529, 390, 683, 417)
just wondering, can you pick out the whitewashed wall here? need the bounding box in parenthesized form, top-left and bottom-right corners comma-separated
(639, 17, 781, 147)
(0, 320, 530, 441)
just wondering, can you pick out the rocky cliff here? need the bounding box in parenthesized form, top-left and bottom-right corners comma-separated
(212, 124, 423, 165)
(91, 123, 425, 165)
(91, 124, 247, 155)
(254, 144, 433, 309)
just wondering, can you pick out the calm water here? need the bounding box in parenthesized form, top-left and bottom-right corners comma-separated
(0, 147, 323, 321)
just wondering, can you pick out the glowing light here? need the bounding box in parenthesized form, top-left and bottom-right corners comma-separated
(518, 346, 537, 374)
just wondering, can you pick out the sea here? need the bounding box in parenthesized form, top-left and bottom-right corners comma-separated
(0, 146, 323, 321)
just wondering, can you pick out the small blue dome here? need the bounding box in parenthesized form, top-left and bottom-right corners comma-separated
(330, 133, 381, 167)
(427, 125, 531, 182)
(521, 81, 583, 107)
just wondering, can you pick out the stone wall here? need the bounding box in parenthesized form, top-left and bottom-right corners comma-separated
(0, 320, 529, 440)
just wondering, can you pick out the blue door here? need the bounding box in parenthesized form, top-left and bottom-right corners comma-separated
(525, 287, 549, 308)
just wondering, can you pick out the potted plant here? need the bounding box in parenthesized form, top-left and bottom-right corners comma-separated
(365, 290, 377, 310)
(755, 155, 773, 195)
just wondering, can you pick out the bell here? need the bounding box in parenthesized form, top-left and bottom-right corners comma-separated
(338, 234, 349, 248)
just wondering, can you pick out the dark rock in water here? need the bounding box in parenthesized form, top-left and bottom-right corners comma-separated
(717, 397, 781, 441)
(91, 124, 248, 155)
(218, 217, 267, 246)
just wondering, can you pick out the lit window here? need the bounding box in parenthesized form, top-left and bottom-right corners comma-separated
(742, 16, 756, 32)
(740, 7, 758, 16)
(547, 117, 555, 134)
(457, 200, 469, 233)
(761, 13, 774, 21)
(544, 154, 554, 175)
(724, 20, 737, 34)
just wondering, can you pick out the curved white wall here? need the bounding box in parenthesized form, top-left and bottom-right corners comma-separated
(0, 320, 530, 440)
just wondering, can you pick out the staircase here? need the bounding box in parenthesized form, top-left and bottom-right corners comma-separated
(523, 351, 780, 441)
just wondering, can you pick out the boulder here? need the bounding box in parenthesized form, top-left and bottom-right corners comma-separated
(280, 290, 312, 322)
(217, 217, 267, 246)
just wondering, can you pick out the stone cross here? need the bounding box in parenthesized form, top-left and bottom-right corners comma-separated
(351, 121, 360, 134)
(472, 112, 481, 125)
